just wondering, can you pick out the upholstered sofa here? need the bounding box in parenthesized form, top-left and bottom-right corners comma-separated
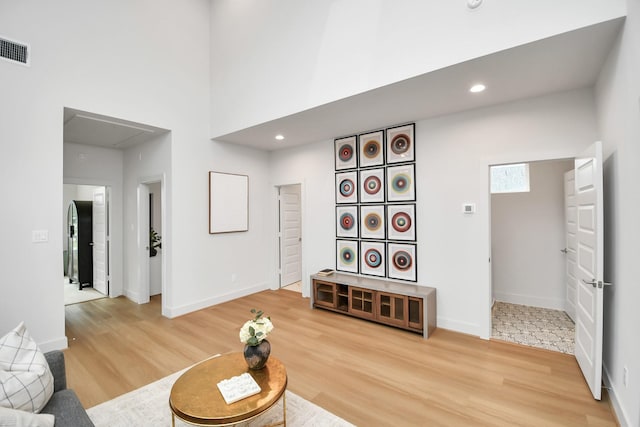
(41, 351, 94, 427)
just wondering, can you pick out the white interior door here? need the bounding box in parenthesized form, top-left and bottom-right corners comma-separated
(574, 141, 605, 400)
(92, 187, 108, 295)
(279, 184, 301, 287)
(564, 170, 577, 321)
(137, 184, 151, 304)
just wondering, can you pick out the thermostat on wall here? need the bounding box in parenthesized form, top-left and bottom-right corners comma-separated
(462, 203, 476, 214)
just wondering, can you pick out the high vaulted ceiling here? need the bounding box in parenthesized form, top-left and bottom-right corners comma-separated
(214, 19, 624, 151)
(62, 19, 623, 152)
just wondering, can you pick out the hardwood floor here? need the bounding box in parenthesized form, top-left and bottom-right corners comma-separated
(64, 289, 617, 426)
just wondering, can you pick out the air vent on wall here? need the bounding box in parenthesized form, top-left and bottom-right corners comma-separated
(0, 36, 30, 66)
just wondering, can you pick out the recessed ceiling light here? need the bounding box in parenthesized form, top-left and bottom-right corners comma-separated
(275, 134, 284, 141)
(469, 84, 486, 93)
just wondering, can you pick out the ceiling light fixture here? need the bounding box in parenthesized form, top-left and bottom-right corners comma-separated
(469, 83, 486, 93)
(275, 134, 284, 141)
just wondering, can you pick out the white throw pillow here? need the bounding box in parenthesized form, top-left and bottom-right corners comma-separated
(0, 323, 54, 413)
(0, 407, 54, 427)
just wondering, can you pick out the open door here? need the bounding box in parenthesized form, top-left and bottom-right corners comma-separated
(137, 183, 151, 304)
(574, 141, 606, 400)
(92, 187, 108, 295)
(563, 170, 577, 322)
(279, 184, 302, 287)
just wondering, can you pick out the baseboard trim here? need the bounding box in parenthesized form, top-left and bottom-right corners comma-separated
(603, 364, 631, 426)
(493, 292, 564, 310)
(164, 282, 270, 318)
(437, 317, 480, 337)
(39, 336, 69, 352)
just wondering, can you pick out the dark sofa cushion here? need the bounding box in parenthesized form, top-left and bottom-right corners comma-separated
(41, 389, 94, 427)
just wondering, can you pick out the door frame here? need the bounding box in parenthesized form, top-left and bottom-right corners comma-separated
(484, 153, 576, 339)
(136, 175, 166, 308)
(278, 183, 302, 288)
(63, 179, 113, 298)
(272, 181, 307, 297)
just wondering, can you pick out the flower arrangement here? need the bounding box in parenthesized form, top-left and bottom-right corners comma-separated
(239, 309, 274, 347)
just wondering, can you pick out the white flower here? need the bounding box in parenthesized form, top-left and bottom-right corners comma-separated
(239, 312, 274, 346)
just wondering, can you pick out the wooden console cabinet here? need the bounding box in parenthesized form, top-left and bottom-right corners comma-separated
(311, 273, 436, 338)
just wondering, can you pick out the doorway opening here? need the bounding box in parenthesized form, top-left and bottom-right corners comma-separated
(489, 158, 575, 353)
(138, 179, 164, 305)
(278, 184, 302, 294)
(63, 183, 109, 305)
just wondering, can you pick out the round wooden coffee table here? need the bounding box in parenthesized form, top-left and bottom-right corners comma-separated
(169, 353, 287, 426)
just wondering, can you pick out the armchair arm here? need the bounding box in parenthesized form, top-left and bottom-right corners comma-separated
(44, 350, 67, 392)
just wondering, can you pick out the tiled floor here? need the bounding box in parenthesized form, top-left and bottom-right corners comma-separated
(64, 277, 106, 305)
(492, 302, 575, 354)
(282, 281, 302, 293)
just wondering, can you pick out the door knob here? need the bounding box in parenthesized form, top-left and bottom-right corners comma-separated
(582, 278, 613, 288)
(560, 248, 568, 254)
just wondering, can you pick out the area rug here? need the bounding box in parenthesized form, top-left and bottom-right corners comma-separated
(87, 369, 353, 427)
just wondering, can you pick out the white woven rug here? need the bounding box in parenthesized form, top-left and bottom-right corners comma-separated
(87, 369, 353, 427)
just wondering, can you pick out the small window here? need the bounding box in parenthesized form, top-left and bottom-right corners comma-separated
(490, 163, 530, 194)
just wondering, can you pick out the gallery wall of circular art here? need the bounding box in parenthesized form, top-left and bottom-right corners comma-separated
(335, 123, 417, 282)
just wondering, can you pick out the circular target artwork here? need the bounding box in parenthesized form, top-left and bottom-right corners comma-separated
(359, 168, 385, 203)
(335, 171, 358, 203)
(364, 249, 382, 267)
(386, 124, 415, 164)
(359, 205, 385, 239)
(341, 247, 355, 264)
(365, 213, 382, 231)
(390, 134, 411, 155)
(336, 240, 358, 273)
(340, 213, 355, 230)
(363, 140, 380, 159)
(338, 144, 354, 162)
(391, 212, 411, 232)
(387, 164, 415, 202)
(387, 204, 415, 241)
(336, 206, 358, 238)
(392, 251, 412, 270)
(335, 136, 357, 170)
(391, 173, 410, 194)
(363, 175, 381, 195)
(339, 179, 355, 197)
(358, 130, 384, 167)
(387, 243, 416, 281)
(360, 241, 385, 277)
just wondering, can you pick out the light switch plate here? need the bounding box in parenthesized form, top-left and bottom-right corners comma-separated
(32, 230, 49, 243)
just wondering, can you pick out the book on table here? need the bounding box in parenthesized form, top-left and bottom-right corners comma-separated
(316, 268, 335, 277)
(216, 372, 261, 404)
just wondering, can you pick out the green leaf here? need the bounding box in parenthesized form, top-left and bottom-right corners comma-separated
(249, 326, 255, 336)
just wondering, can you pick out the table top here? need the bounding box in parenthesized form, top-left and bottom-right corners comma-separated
(169, 352, 287, 425)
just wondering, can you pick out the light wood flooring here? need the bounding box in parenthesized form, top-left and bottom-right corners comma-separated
(64, 289, 617, 426)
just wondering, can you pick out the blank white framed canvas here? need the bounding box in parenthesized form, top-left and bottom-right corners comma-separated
(209, 171, 249, 234)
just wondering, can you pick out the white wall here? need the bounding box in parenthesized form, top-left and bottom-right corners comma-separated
(269, 140, 336, 297)
(491, 160, 573, 310)
(209, 0, 625, 137)
(595, 0, 640, 424)
(166, 140, 271, 317)
(123, 135, 171, 304)
(64, 143, 124, 297)
(0, 0, 212, 350)
(270, 88, 598, 337)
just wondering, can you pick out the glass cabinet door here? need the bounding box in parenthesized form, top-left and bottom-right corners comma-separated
(377, 292, 407, 327)
(349, 287, 375, 319)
